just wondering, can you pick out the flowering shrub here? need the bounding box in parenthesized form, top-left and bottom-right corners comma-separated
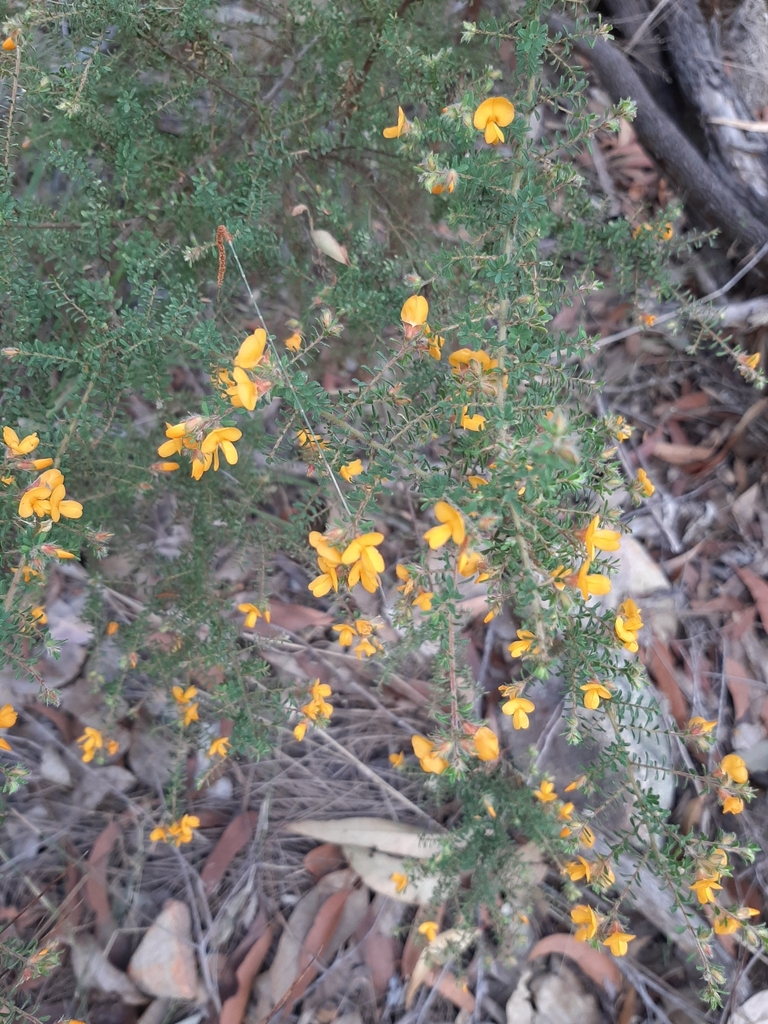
(1, 0, 765, 1010)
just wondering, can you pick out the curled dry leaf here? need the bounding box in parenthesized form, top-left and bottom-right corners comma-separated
(405, 927, 478, 1009)
(219, 924, 273, 1024)
(310, 228, 350, 265)
(342, 844, 438, 905)
(528, 934, 622, 997)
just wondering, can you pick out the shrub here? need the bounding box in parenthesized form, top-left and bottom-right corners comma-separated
(1, 0, 764, 1010)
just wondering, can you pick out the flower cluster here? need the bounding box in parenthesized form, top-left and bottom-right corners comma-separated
(293, 679, 333, 741)
(157, 417, 242, 480)
(218, 329, 272, 410)
(150, 814, 200, 846)
(395, 564, 435, 612)
(307, 529, 386, 596)
(333, 619, 382, 659)
(412, 734, 449, 774)
(614, 599, 643, 653)
(77, 727, 118, 763)
(172, 685, 199, 726)
(569, 905, 636, 957)
(0, 704, 18, 752)
(384, 95, 514, 148)
(716, 753, 750, 815)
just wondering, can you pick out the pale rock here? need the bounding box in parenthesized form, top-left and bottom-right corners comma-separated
(128, 900, 200, 1000)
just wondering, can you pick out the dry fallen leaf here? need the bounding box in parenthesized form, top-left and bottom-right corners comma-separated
(85, 819, 120, 942)
(200, 810, 258, 895)
(528, 934, 622, 996)
(405, 927, 477, 1009)
(285, 817, 444, 859)
(219, 924, 273, 1024)
(303, 842, 346, 879)
(342, 844, 438, 905)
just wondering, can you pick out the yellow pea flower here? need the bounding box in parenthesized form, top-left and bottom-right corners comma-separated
(615, 598, 643, 652)
(354, 637, 378, 659)
(508, 629, 537, 658)
(578, 515, 621, 561)
(235, 329, 267, 369)
(77, 726, 104, 763)
(383, 106, 409, 139)
(302, 679, 333, 721)
(285, 332, 302, 353)
(558, 803, 574, 821)
(689, 717, 717, 736)
(418, 921, 439, 942)
(689, 876, 722, 904)
(563, 856, 592, 883)
(30, 605, 47, 625)
(460, 407, 486, 431)
(572, 560, 611, 600)
(467, 475, 488, 488)
(333, 623, 357, 647)
(720, 753, 748, 784)
(107, 621, 119, 636)
(0, 703, 17, 751)
(293, 721, 307, 742)
(149, 825, 168, 843)
(473, 96, 515, 145)
(473, 725, 499, 761)
(448, 348, 499, 373)
(580, 680, 612, 710)
(400, 294, 428, 339)
(391, 872, 408, 893)
(389, 751, 405, 768)
(412, 590, 434, 612)
(423, 501, 465, 549)
(200, 426, 242, 470)
(239, 603, 268, 628)
(565, 776, 586, 793)
(395, 564, 414, 595)
(106, 739, 119, 756)
(172, 685, 197, 705)
(182, 703, 199, 727)
(167, 814, 200, 846)
(501, 695, 535, 730)
(722, 795, 744, 815)
(340, 458, 364, 483)
(602, 927, 635, 957)
(534, 779, 557, 803)
(2, 37, 16, 51)
(208, 736, 230, 758)
(636, 468, 655, 496)
(411, 735, 448, 775)
(571, 904, 598, 941)
(3, 426, 39, 456)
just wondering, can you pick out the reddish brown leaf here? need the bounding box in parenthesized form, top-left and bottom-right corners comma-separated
(424, 967, 475, 1012)
(86, 820, 120, 935)
(268, 600, 333, 631)
(644, 640, 689, 728)
(219, 924, 274, 1024)
(725, 656, 757, 722)
(200, 811, 259, 895)
(287, 889, 352, 1005)
(647, 440, 715, 466)
(529, 934, 622, 994)
(303, 843, 346, 880)
(736, 566, 768, 634)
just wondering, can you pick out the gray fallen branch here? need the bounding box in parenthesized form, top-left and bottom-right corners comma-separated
(548, 14, 768, 255)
